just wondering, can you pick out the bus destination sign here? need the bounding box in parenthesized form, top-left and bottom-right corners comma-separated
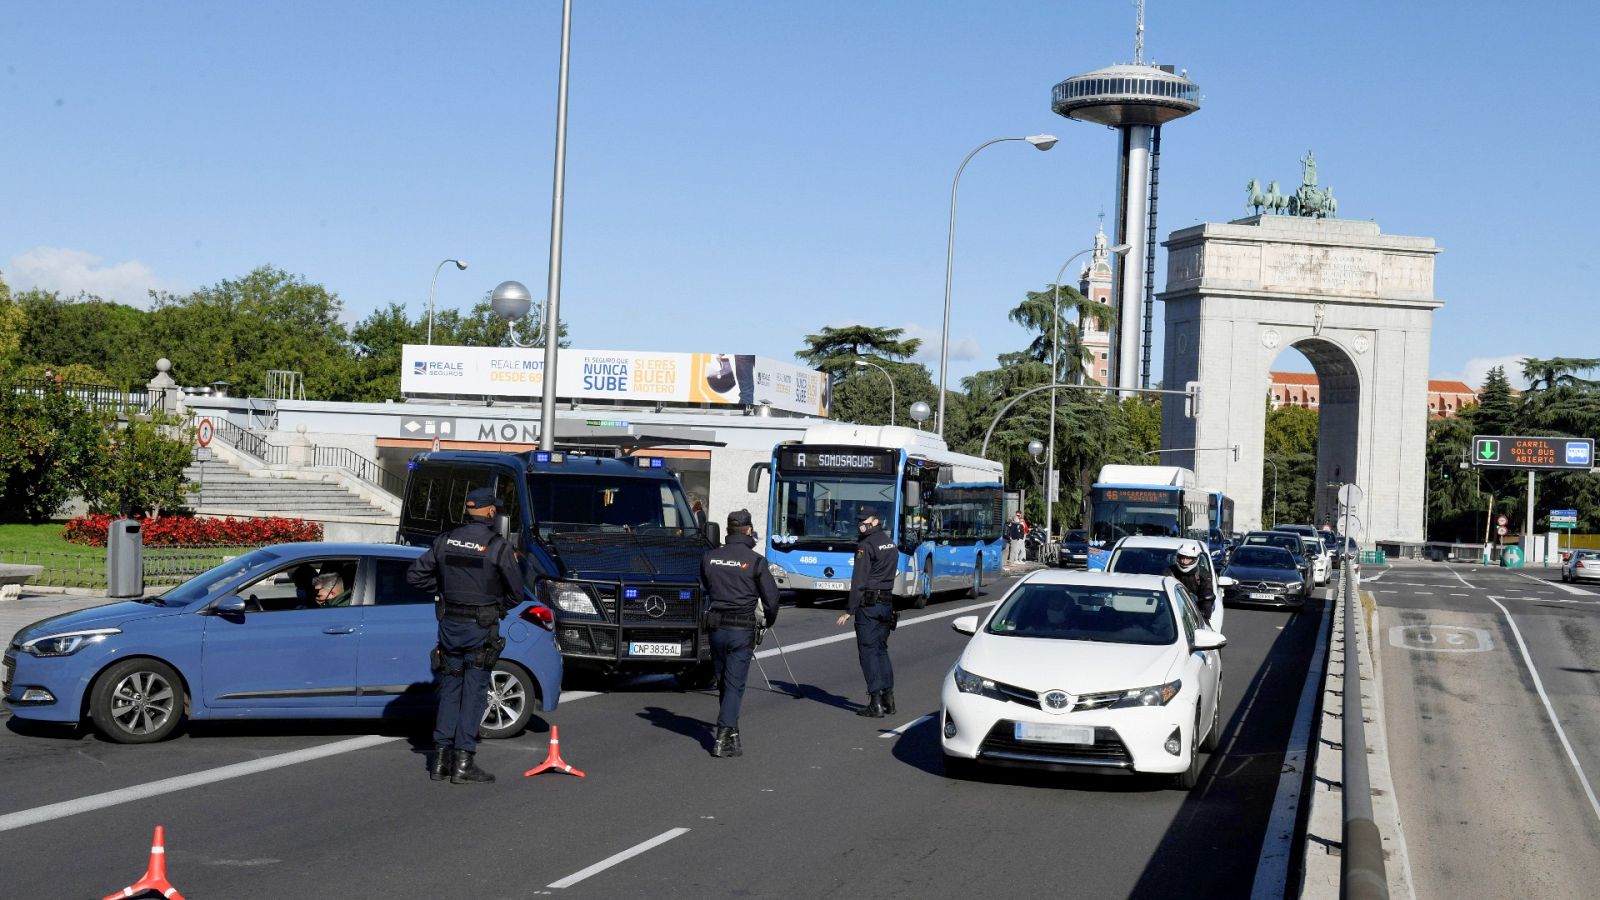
(778, 448, 897, 476)
(1471, 435, 1595, 470)
(1101, 489, 1170, 503)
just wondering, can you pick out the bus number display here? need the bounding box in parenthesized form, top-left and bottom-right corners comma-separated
(778, 449, 896, 475)
(1101, 489, 1169, 503)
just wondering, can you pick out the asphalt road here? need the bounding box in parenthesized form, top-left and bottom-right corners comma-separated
(1372, 559, 1600, 900)
(2, 573, 1330, 899)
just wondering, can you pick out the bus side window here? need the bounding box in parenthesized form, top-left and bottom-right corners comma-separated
(494, 475, 522, 530)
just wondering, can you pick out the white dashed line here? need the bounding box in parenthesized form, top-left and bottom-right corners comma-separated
(879, 713, 935, 738)
(548, 827, 691, 889)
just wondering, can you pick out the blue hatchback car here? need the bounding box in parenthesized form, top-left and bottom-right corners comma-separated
(3, 542, 562, 743)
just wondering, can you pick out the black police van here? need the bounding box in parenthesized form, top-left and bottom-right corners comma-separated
(399, 449, 718, 684)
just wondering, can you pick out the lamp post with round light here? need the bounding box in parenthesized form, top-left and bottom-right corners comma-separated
(1043, 241, 1130, 551)
(854, 358, 897, 426)
(427, 258, 468, 345)
(909, 401, 931, 432)
(936, 134, 1059, 436)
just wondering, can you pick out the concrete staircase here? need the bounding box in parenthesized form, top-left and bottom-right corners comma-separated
(184, 458, 395, 521)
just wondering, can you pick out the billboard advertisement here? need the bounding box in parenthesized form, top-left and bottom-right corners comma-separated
(400, 345, 830, 417)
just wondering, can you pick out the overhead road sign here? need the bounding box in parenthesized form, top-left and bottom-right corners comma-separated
(1471, 435, 1596, 470)
(1550, 509, 1578, 530)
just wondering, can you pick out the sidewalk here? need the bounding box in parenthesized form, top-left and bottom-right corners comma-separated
(2, 591, 116, 648)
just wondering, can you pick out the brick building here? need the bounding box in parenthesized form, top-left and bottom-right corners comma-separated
(1268, 371, 1477, 418)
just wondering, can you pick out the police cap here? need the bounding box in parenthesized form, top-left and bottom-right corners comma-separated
(857, 510, 879, 523)
(464, 487, 499, 510)
(727, 509, 753, 528)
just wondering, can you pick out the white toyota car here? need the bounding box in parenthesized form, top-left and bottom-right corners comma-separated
(940, 570, 1225, 789)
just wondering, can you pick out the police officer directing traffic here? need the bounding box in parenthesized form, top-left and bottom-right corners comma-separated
(700, 509, 780, 758)
(407, 487, 524, 784)
(1168, 540, 1217, 622)
(837, 510, 898, 718)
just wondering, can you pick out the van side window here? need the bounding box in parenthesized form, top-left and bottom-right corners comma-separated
(445, 467, 494, 530)
(403, 464, 495, 534)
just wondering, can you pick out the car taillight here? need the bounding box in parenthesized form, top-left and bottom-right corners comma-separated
(1578, 560, 1586, 569)
(521, 603, 555, 630)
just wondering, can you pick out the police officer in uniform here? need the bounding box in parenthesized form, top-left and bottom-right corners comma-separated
(407, 487, 524, 784)
(837, 511, 898, 718)
(701, 509, 781, 757)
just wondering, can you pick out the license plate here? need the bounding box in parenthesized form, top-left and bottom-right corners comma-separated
(1015, 722, 1094, 745)
(814, 581, 848, 591)
(1249, 592, 1279, 600)
(628, 641, 681, 658)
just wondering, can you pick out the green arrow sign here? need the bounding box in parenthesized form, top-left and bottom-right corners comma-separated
(1477, 439, 1500, 462)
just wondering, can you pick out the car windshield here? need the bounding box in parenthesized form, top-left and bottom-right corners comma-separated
(157, 547, 285, 606)
(985, 582, 1175, 645)
(529, 473, 697, 539)
(1108, 546, 1174, 575)
(1246, 534, 1302, 555)
(1066, 529, 1088, 542)
(1228, 547, 1296, 569)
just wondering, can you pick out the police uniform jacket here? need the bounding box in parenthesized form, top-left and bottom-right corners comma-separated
(702, 533, 780, 628)
(407, 519, 525, 615)
(848, 528, 898, 614)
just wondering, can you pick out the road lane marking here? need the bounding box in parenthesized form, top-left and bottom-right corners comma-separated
(1448, 567, 1475, 590)
(1518, 572, 1599, 596)
(879, 713, 934, 738)
(1487, 597, 1600, 826)
(1249, 574, 1334, 900)
(0, 735, 399, 834)
(755, 599, 997, 660)
(548, 827, 690, 889)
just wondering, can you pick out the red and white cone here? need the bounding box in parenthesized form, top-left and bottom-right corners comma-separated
(523, 725, 586, 778)
(103, 825, 186, 900)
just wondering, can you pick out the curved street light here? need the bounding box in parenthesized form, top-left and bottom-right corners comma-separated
(427, 258, 468, 345)
(854, 358, 897, 426)
(936, 134, 1058, 436)
(1044, 241, 1130, 547)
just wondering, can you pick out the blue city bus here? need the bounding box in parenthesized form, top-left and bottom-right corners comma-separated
(1086, 464, 1212, 570)
(1208, 491, 1236, 563)
(750, 425, 1004, 609)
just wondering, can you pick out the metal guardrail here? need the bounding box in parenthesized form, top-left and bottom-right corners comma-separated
(314, 445, 405, 496)
(0, 544, 263, 590)
(210, 416, 271, 461)
(1340, 558, 1389, 899)
(9, 378, 162, 415)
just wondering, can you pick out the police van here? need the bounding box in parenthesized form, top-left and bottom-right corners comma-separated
(399, 450, 718, 684)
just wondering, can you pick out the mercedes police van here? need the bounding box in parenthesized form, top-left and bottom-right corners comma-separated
(399, 450, 718, 685)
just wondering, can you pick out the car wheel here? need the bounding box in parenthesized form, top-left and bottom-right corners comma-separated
(480, 662, 536, 740)
(942, 753, 979, 779)
(913, 561, 932, 609)
(1200, 692, 1221, 753)
(89, 658, 186, 744)
(674, 661, 717, 691)
(1171, 710, 1202, 790)
(967, 557, 983, 599)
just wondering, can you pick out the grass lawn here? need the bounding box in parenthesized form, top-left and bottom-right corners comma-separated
(0, 522, 101, 558)
(0, 522, 257, 589)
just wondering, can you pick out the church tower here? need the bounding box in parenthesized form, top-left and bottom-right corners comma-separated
(1078, 222, 1115, 385)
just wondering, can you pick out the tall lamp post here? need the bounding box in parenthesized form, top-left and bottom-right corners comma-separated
(936, 134, 1058, 436)
(1263, 457, 1280, 528)
(539, 0, 575, 452)
(1044, 241, 1130, 547)
(427, 258, 468, 345)
(854, 358, 897, 426)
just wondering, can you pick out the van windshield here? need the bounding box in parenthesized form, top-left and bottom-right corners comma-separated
(529, 473, 697, 539)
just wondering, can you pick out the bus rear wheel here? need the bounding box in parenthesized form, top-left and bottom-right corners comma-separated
(913, 560, 932, 609)
(967, 556, 983, 599)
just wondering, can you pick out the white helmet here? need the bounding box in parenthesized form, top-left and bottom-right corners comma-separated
(1175, 540, 1203, 573)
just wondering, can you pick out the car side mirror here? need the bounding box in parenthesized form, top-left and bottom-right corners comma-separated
(212, 596, 247, 615)
(952, 615, 978, 635)
(1193, 629, 1226, 651)
(706, 522, 722, 548)
(494, 513, 513, 541)
(903, 480, 922, 509)
(1217, 576, 1237, 587)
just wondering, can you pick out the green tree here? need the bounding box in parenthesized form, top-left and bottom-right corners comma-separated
(1007, 283, 1110, 379)
(0, 379, 106, 522)
(10, 290, 153, 386)
(1263, 403, 1319, 526)
(347, 300, 571, 402)
(82, 415, 194, 517)
(0, 277, 25, 369)
(826, 358, 938, 428)
(796, 325, 921, 380)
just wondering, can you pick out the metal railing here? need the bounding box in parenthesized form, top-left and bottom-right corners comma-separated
(210, 416, 271, 461)
(314, 445, 405, 496)
(0, 544, 263, 590)
(1340, 558, 1388, 899)
(9, 378, 160, 416)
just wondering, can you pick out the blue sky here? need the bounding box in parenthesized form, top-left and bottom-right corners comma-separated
(3, 1, 1594, 391)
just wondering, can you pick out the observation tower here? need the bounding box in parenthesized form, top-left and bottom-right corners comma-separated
(1050, 2, 1198, 391)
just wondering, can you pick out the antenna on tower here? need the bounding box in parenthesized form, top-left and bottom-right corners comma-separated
(1134, 0, 1146, 65)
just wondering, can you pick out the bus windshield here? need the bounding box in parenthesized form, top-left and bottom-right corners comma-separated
(773, 474, 896, 545)
(529, 473, 696, 539)
(1090, 490, 1182, 544)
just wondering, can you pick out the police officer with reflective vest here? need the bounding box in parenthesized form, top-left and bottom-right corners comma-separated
(701, 509, 780, 758)
(407, 487, 523, 784)
(837, 511, 898, 718)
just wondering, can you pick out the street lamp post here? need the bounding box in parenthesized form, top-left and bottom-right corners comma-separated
(854, 358, 897, 426)
(1263, 457, 1280, 528)
(936, 134, 1058, 436)
(427, 258, 468, 345)
(1045, 241, 1130, 549)
(539, 0, 574, 452)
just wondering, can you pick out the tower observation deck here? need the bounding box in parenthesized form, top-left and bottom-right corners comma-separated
(1051, 60, 1199, 392)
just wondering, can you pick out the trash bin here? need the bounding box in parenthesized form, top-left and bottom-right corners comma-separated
(107, 519, 144, 598)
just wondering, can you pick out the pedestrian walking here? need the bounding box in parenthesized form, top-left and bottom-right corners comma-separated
(1005, 512, 1027, 566)
(700, 509, 781, 757)
(837, 511, 898, 718)
(406, 487, 524, 784)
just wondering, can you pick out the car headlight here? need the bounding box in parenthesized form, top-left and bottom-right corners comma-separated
(538, 580, 599, 617)
(20, 628, 121, 657)
(952, 665, 1009, 702)
(1109, 679, 1183, 709)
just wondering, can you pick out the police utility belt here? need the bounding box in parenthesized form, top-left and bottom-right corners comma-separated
(439, 601, 501, 628)
(860, 589, 894, 606)
(705, 608, 758, 630)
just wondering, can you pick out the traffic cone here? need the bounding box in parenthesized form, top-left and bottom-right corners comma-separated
(103, 825, 186, 900)
(524, 726, 586, 778)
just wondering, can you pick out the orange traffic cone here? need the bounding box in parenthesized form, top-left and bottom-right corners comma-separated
(103, 825, 186, 900)
(523, 725, 586, 778)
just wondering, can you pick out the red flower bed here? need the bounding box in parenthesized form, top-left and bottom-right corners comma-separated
(63, 514, 323, 547)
